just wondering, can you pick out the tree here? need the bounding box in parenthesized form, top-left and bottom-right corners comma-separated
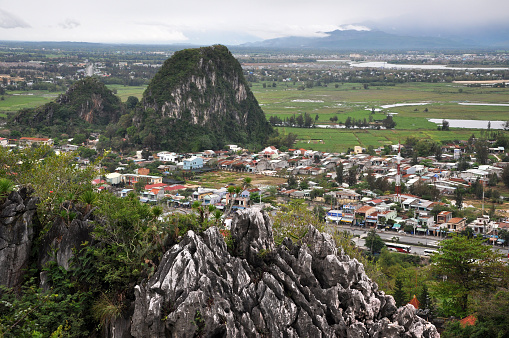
(272, 199, 324, 245)
(419, 284, 432, 312)
(242, 177, 252, 189)
(393, 277, 406, 307)
(335, 162, 344, 185)
(502, 165, 509, 189)
(454, 188, 464, 209)
(441, 119, 450, 131)
(431, 235, 505, 316)
(475, 139, 489, 165)
(382, 115, 396, 129)
(347, 166, 357, 186)
(365, 229, 385, 254)
(287, 175, 298, 189)
(456, 157, 470, 171)
(126, 96, 139, 109)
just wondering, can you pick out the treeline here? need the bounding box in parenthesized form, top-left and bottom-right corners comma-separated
(268, 112, 316, 128)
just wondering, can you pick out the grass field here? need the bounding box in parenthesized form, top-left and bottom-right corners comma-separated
(0, 90, 62, 113)
(188, 171, 285, 189)
(106, 85, 147, 101)
(1, 80, 507, 153)
(253, 81, 509, 152)
(0, 85, 147, 116)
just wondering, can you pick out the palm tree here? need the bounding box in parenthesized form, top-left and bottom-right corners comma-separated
(0, 178, 15, 201)
(192, 200, 205, 224)
(226, 186, 242, 215)
(79, 190, 97, 213)
(212, 209, 223, 226)
(242, 177, 252, 189)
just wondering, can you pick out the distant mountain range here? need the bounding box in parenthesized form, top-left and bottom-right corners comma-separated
(241, 28, 509, 50)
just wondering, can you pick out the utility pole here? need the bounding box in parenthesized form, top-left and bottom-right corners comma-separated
(395, 142, 402, 203)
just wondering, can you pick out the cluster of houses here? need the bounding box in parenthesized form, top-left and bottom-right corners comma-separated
(324, 193, 508, 245)
(3, 136, 508, 244)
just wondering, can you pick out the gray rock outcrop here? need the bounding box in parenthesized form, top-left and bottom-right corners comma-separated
(130, 209, 439, 337)
(0, 187, 39, 290)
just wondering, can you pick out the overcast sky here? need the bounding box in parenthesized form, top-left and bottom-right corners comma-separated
(1, 0, 509, 45)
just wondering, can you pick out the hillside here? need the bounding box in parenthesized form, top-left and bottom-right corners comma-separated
(0, 187, 438, 337)
(243, 29, 469, 50)
(13, 77, 123, 136)
(137, 45, 272, 151)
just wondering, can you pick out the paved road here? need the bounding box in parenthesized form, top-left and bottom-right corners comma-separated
(325, 222, 509, 259)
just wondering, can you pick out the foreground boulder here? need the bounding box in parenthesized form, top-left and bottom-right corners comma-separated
(130, 208, 438, 337)
(0, 188, 39, 291)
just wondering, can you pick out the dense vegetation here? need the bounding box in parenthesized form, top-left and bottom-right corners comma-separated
(138, 45, 272, 151)
(12, 77, 123, 137)
(0, 146, 223, 337)
(7, 45, 273, 152)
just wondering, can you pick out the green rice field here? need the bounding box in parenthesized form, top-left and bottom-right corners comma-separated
(1, 80, 508, 153)
(252, 81, 509, 152)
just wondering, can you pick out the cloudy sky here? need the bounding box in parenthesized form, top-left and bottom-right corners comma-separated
(1, 0, 509, 45)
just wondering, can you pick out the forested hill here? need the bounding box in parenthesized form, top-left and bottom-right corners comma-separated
(137, 45, 272, 151)
(14, 77, 123, 136)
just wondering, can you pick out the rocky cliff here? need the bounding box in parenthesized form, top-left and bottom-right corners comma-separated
(13, 77, 122, 136)
(0, 188, 39, 291)
(129, 209, 439, 337)
(138, 45, 272, 151)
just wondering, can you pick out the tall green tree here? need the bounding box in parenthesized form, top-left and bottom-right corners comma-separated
(347, 166, 357, 186)
(475, 139, 489, 165)
(335, 162, 344, 185)
(365, 229, 385, 254)
(431, 235, 505, 316)
(393, 277, 406, 307)
(502, 165, 509, 189)
(454, 188, 464, 209)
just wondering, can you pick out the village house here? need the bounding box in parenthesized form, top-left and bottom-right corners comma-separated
(356, 205, 376, 218)
(183, 156, 204, 170)
(445, 217, 467, 232)
(122, 174, 163, 186)
(225, 189, 250, 210)
(19, 137, 54, 147)
(105, 172, 122, 185)
(157, 151, 179, 162)
(260, 146, 279, 159)
(467, 215, 494, 236)
(437, 211, 453, 224)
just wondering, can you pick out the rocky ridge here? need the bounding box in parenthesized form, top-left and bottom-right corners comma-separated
(138, 45, 272, 151)
(0, 188, 39, 290)
(130, 208, 439, 337)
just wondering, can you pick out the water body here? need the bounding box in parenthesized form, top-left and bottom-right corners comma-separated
(428, 119, 506, 129)
(291, 99, 324, 103)
(458, 102, 509, 107)
(348, 61, 509, 71)
(380, 102, 430, 109)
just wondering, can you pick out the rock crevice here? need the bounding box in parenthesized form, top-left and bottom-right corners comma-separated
(130, 209, 439, 337)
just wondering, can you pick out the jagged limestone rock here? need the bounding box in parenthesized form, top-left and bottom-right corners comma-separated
(130, 208, 439, 337)
(0, 188, 39, 290)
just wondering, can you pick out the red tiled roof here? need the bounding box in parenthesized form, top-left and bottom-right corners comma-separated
(164, 185, 186, 192)
(20, 137, 51, 141)
(357, 205, 374, 213)
(145, 183, 168, 190)
(460, 315, 477, 328)
(408, 295, 420, 309)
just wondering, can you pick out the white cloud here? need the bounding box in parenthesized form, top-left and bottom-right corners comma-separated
(58, 19, 80, 30)
(0, 9, 30, 29)
(1, 0, 508, 44)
